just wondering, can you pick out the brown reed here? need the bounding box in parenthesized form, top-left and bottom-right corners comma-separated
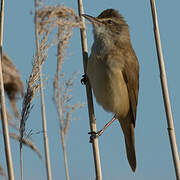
(2, 52, 24, 118)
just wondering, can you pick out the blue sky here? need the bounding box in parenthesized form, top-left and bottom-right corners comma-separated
(0, 0, 180, 180)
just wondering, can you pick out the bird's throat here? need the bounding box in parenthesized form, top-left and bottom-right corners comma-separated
(92, 28, 114, 57)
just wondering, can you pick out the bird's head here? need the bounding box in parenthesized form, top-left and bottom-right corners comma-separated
(83, 9, 130, 46)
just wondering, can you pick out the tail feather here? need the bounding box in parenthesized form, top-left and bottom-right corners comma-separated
(124, 124, 136, 172)
(118, 116, 136, 172)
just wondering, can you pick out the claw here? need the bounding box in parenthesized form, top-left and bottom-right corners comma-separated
(88, 115, 117, 143)
(89, 132, 98, 143)
(81, 74, 87, 85)
(88, 130, 104, 143)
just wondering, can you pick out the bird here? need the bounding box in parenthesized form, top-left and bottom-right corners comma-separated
(82, 9, 139, 172)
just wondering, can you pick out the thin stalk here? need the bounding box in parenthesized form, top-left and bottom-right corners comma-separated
(60, 130, 69, 180)
(34, 1, 52, 180)
(77, 0, 102, 179)
(55, 96, 70, 180)
(55, 90, 70, 180)
(54, 27, 70, 180)
(20, 148, 23, 180)
(150, 1, 180, 179)
(57, 106, 70, 180)
(0, 0, 15, 179)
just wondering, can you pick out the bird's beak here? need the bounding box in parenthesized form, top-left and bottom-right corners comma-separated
(82, 14, 102, 25)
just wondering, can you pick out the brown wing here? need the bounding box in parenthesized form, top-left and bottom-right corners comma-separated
(122, 47, 139, 126)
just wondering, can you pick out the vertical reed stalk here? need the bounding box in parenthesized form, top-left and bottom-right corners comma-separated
(150, 1, 180, 179)
(34, 1, 52, 180)
(0, 0, 15, 179)
(77, 1, 102, 179)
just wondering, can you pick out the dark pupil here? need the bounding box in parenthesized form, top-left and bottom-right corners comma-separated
(107, 20, 113, 24)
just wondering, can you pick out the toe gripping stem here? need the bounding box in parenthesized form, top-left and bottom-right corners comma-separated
(88, 115, 117, 143)
(81, 74, 88, 85)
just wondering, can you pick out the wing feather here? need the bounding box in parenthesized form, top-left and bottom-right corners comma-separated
(122, 47, 139, 126)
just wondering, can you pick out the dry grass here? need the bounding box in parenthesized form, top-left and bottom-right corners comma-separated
(19, 54, 42, 149)
(35, 4, 84, 136)
(2, 52, 24, 118)
(54, 72, 84, 136)
(19, 6, 83, 136)
(0, 52, 42, 178)
(36, 5, 83, 61)
(18, 4, 84, 180)
(35, 4, 84, 180)
(36, 5, 82, 34)
(10, 133, 42, 159)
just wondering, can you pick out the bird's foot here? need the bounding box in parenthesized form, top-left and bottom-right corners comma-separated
(81, 74, 88, 85)
(88, 129, 104, 143)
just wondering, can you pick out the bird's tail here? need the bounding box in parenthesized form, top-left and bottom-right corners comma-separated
(118, 114, 136, 172)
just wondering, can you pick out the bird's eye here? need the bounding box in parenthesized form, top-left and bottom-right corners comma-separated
(107, 20, 113, 24)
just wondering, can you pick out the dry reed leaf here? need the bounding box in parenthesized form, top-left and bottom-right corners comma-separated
(9, 132, 42, 159)
(2, 52, 24, 118)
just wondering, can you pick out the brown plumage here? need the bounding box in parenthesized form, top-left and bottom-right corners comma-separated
(84, 9, 139, 172)
(2, 52, 24, 118)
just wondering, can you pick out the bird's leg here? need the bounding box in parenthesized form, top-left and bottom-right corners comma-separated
(88, 115, 118, 143)
(81, 74, 88, 85)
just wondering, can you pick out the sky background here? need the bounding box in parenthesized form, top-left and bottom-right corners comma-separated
(0, 0, 180, 180)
